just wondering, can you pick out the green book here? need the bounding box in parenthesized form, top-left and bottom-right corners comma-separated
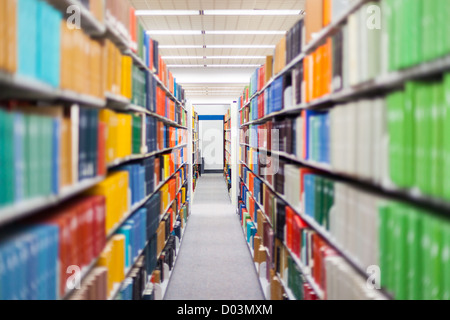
(398, 0, 409, 69)
(31, 115, 41, 198)
(435, 0, 446, 59)
(393, 203, 408, 300)
(415, 83, 432, 194)
(387, 91, 405, 187)
(378, 203, 390, 290)
(431, 83, 445, 197)
(403, 0, 422, 67)
(422, 0, 435, 62)
(404, 82, 417, 188)
(4, 111, 14, 205)
(421, 215, 432, 300)
(407, 208, 423, 300)
(443, 74, 450, 200)
(287, 256, 303, 300)
(442, 220, 450, 300)
(42, 116, 52, 197)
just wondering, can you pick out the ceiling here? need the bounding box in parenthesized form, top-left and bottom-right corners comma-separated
(128, 0, 306, 103)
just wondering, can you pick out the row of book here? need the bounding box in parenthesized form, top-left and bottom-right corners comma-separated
(239, 94, 390, 188)
(0, 0, 186, 105)
(238, 182, 383, 300)
(0, 161, 188, 300)
(99, 109, 187, 165)
(0, 194, 106, 299)
(240, 158, 450, 300)
(0, 105, 108, 208)
(238, 0, 352, 106)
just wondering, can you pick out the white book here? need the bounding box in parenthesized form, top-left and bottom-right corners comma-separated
(347, 12, 359, 87)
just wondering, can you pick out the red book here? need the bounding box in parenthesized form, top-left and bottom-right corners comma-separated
(129, 7, 137, 52)
(149, 38, 154, 71)
(155, 157, 161, 186)
(79, 199, 94, 268)
(285, 206, 294, 251)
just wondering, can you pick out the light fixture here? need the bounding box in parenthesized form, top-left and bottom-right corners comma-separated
(162, 56, 266, 59)
(205, 30, 286, 35)
(159, 45, 275, 49)
(167, 64, 261, 68)
(203, 10, 302, 16)
(136, 10, 200, 16)
(147, 30, 285, 35)
(146, 30, 202, 35)
(136, 10, 303, 16)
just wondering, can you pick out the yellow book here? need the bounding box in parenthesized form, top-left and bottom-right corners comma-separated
(160, 185, 169, 211)
(87, 178, 114, 233)
(121, 55, 132, 99)
(0, 0, 6, 71)
(163, 154, 170, 180)
(99, 109, 116, 163)
(116, 113, 132, 159)
(181, 187, 186, 203)
(111, 235, 125, 284)
(156, 221, 166, 256)
(274, 36, 287, 75)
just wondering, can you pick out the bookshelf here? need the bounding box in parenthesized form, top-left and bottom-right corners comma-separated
(0, 0, 191, 301)
(192, 110, 200, 193)
(237, 0, 450, 301)
(224, 110, 231, 193)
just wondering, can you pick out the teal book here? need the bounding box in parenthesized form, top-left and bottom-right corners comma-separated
(4, 111, 14, 205)
(407, 208, 423, 300)
(0, 110, 5, 206)
(17, 0, 38, 79)
(117, 225, 132, 269)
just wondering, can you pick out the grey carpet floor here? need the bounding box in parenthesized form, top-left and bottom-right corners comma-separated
(164, 174, 264, 300)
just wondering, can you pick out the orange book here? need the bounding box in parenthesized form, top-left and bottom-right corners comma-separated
(303, 56, 311, 103)
(323, 0, 332, 26)
(129, 7, 137, 53)
(6, 0, 17, 73)
(305, 0, 324, 44)
(0, 0, 5, 70)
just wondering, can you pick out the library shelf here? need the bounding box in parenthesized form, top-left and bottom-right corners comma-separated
(277, 274, 297, 301)
(48, 0, 106, 37)
(104, 19, 130, 52)
(239, 177, 325, 300)
(0, 72, 106, 108)
(125, 50, 185, 108)
(107, 144, 188, 169)
(239, 160, 392, 300)
(241, 145, 450, 217)
(61, 255, 102, 300)
(105, 162, 187, 241)
(0, 175, 105, 229)
(107, 241, 150, 300)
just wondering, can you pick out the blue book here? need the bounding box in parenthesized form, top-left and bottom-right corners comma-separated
(18, 0, 38, 79)
(4, 241, 20, 300)
(117, 226, 132, 269)
(48, 225, 59, 300)
(14, 113, 25, 203)
(52, 118, 60, 195)
(23, 232, 39, 300)
(15, 239, 28, 300)
(271, 77, 284, 113)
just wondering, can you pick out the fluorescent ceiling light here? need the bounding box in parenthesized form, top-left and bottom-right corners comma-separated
(208, 45, 275, 49)
(205, 30, 286, 35)
(167, 64, 261, 68)
(203, 10, 302, 16)
(159, 45, 204, 49)
(147, 30, 285, 35)
(146, 30, 202, 35)
(162, 56, 265, 59)
(159, 45, 275, 49)
(136, 10, 199, 16)
(135, 10, 302, 16)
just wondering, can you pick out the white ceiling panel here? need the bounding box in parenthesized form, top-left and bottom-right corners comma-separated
(128, 0, 305, 102)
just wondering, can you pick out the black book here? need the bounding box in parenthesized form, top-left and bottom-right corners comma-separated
(275, 198, 286, 240)
(153, 40, 159, 75)
(275, 159, 285, 195)
(332, 29, 343, 92)
(286, 118, 293, 155)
